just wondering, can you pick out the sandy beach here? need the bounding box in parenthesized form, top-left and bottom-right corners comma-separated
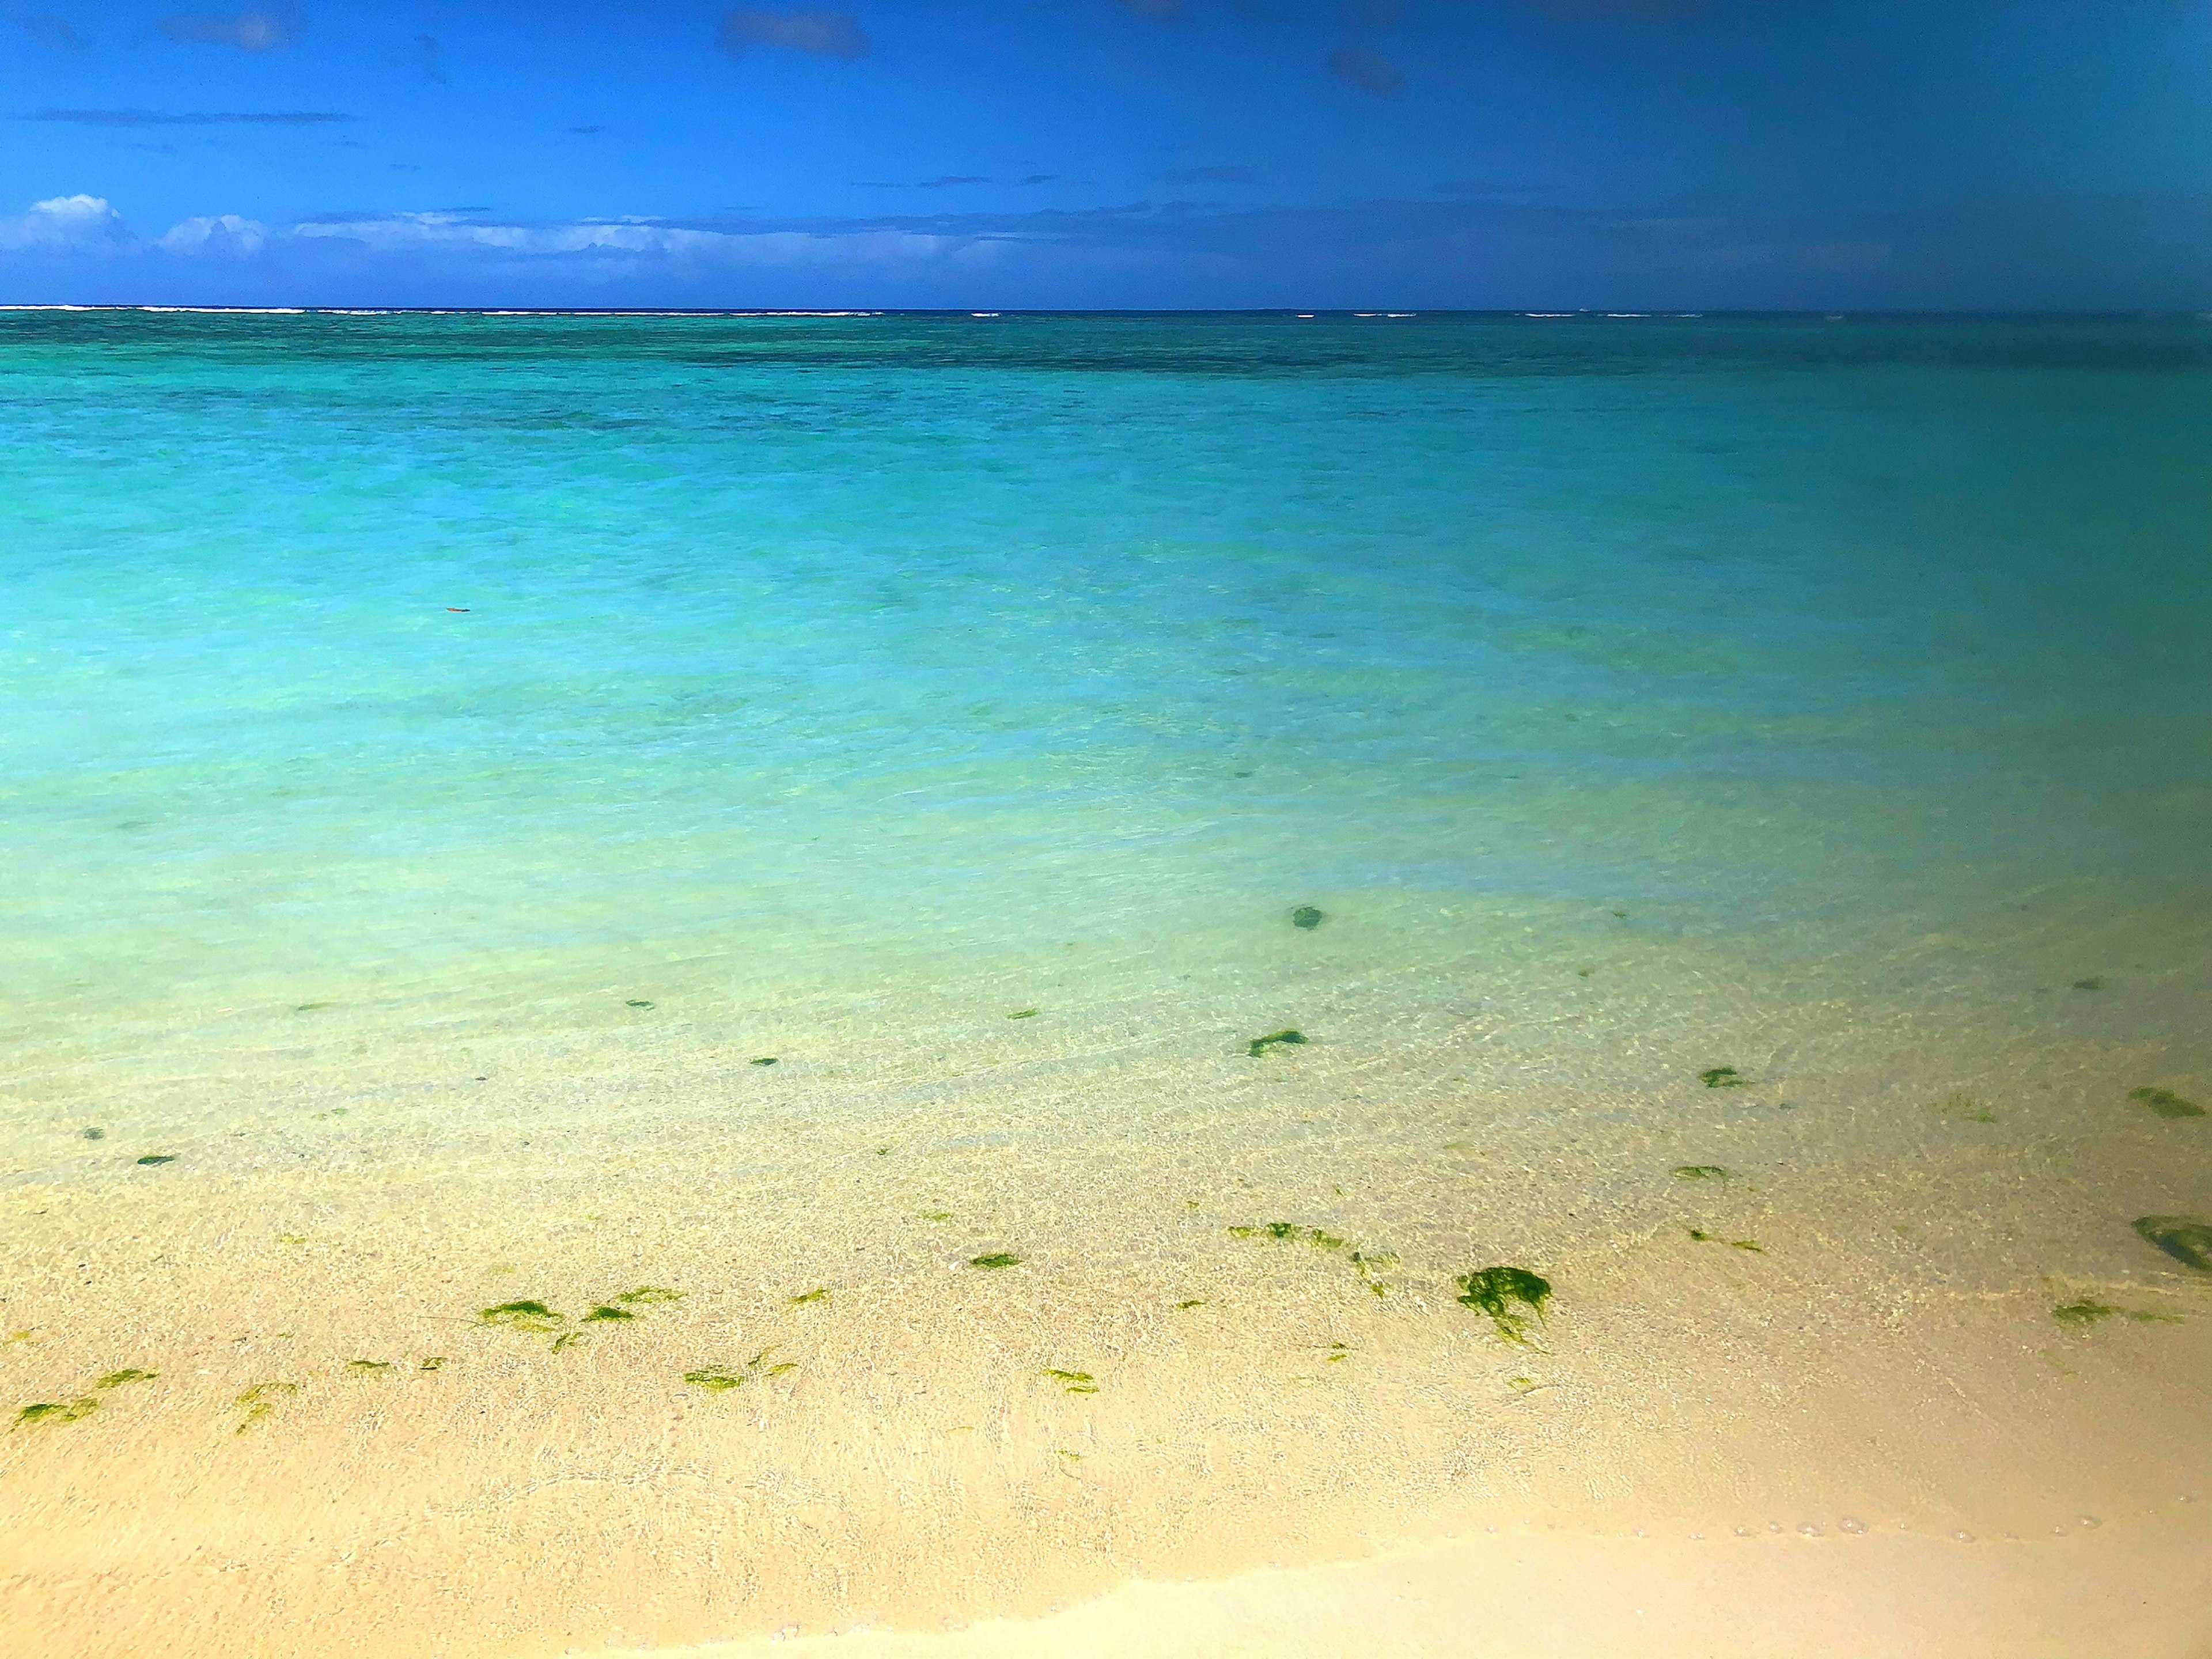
(4, 895, 2206, 1658)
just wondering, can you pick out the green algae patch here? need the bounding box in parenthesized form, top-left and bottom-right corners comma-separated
(1008, 1009, 1039, 1019)
(1291, 906, 1324, 930)
(1699, 1067, 1748, 1089)
(346, 1359, 394, 1372)
(421, 1357, 448, 1371)
(294, 1001, 334, 1013)
(93, 1369, 156, 1389)
(233, 1381, 296, 1433)
(617, 1286, 683, 1305)
(2072, 978, 2104, 991)
(1042, 1369, 1098, 1395)
(1248, 1029, 1306, 1058)
(550, 1332, 587, 1353)
(626, 999, 655, 1009)
(684, 1366, 745, 1392)
(1457, 1266, 1552, 1344)
(479, 1300, 563, 1332)
(80, 1127, 104, 1141)
(1672, 1165, 1729, 1181)
(2133, 1216, 2212, 1272)
(14, 1397, 99, 1430)
(789, 1287, 830, 1305)
(1937, 1092, 1999, 1123)
(582, 1305, 636, 1322)
(2053, 1300, 2117, 1328)
(135, 1154, 176, 1166)
(918, 1210, 953, 1223)
(969, 1252, 1022, 1270)
(2131, 1087, 2205, 1120)
(751, 1056, 778, 1066)
(1175, 1298, 1206, 1310)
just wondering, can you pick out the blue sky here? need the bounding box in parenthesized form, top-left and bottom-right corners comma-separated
(2, 0, 2206, 307)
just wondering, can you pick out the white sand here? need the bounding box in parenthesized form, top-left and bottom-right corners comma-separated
(3, 897, 2206, 1657)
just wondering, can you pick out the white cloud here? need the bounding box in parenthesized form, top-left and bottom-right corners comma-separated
(158, 214, 270, 257)
(156, 5, 296, 51)
(719, 9, 870, 59)
(288, 211, 987, 277)
(0, 194, 134, 253)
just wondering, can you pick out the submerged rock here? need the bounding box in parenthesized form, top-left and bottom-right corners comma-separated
(1291, 906, 1324, 930)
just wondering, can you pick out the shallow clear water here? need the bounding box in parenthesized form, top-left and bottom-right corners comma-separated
(2, 310, 2207, 1089)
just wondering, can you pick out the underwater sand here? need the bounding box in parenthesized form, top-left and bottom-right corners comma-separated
(2, 312, 2207, 1656)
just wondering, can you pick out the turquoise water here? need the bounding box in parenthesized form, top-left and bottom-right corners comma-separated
(2, 311, 2208, 1091)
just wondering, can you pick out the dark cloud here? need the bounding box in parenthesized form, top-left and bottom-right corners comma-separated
(25, 108, 353, 126)
(20, 14, 85, 51)
(854, 175, 990, 188)
(570, 125, 604, 135)
(1327, 44, 1404, 96)
(1340, 0, 1399, 25)
(719, 9, 870, 59)
(1018, 174, 1058, 186)
(156, 5, 297, 51)
(413, 33, 448, 85)
(1157, 165, 1255, 185)
(1524, 0, 1715, 16)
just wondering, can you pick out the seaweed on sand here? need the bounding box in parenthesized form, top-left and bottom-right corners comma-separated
(1248, 1029, 1306, 1058)
(617, 1286, 683, 1305)
(233, 1381, 297, 1432)
(969, 1252, 1022, 1270)
(479, 1300, 563, 1332)
(789, 1287, 830, 1305)
(1041, 1369, 1098, 1395)
(135, 1154, 175, 1166)
(1686, 1229, 1763, 1252)
(14, 1397, 99, 1429)
(2132, 1217, 2212, 1272)
(1229, 1222, 1343, 1249)
(93, 1369, 156, 1389)
(582, 1305, 636, 1321)
(1291, 906, 1324, 930)
(1699, 1067, 1748, 1088)
(684, 1366, 744, 1392)
(2130, 1087, 2205, 1120)
(1937, 1092, 1998, 1123)
(1672, 1165, 1729, 1181)
(2052, 1300, 2116, 1328)
(1457, 1267, 1552, 1344)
